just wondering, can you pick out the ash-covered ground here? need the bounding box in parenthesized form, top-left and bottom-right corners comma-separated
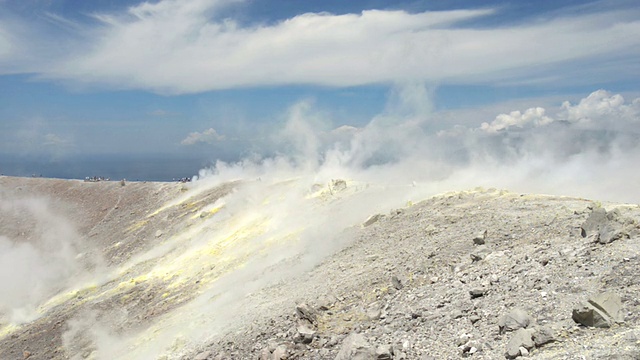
(0, 175, 639, 360)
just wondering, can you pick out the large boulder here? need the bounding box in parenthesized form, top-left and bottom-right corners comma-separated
(581, 207, 608, 237)
(505, 328, 535, 359)
(572, 292, 624, 328)
(581, 207, 636, 244)
(375, 345, 394, 360)
(498, 309, 534, 334)
(295, 303, 317, 324)
(532, 326, 555, 346)
(272, 345, 288, 360)
(335, 333, 375, 360)
(295, 320, 316, 344)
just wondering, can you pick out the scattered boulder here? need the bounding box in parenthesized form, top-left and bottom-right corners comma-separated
(505, 328, 535, 359)
(470, 245, 490, 262)
(295, 320, 316, 344)
(469, 288, 485, 299)
(260, 347, 271, 360)
(518, 347, 529, 357)
(460, 343, 479, 357)
(363, 214, 384, 227)
(499, 309, 534, 334)
(473, 230, 487, 245)
(581, 207, 608, 237)
(598, 223, 630, 244)
(335, 333, 375, 360)
(580, 207, 635, 244)
(391, 276, 403, 290)
(572, 292, 624, 328)
(589, 292, 625, 323)
(531, 326, 555, 346)
(272, 344, 288, 360)
(295, 303, 317, 324)
(155, 230, 164, 238)
(366, 303, 383, 320)
(317, 295, 336, 311)
(375, 344, 394, 360)
(194, 350, 212, 360)
(572, 304, 613, 328)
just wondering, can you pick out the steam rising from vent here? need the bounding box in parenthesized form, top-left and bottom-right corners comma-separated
(1, 86, 639, 359)
(0, 197, 102, 324)
(106, 86, 637, 357)
(197, 87, 640, 204)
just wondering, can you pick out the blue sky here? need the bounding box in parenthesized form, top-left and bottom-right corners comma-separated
(1, 0, 639, 179)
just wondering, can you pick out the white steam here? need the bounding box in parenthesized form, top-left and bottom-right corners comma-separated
(230, 86, 640, 204)
(0, 197, 99, 324)
(10, 86, 640, 359)
(135, 87, 635, 356)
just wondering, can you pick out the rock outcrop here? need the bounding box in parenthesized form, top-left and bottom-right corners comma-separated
(573, 292, 624, 328)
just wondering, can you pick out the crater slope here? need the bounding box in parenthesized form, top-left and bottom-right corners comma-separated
(0, 176, 638, 360)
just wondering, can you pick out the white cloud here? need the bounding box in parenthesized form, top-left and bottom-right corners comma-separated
(0, 0, 638, 93)
(479, 89, 640, 133)
(181, 127, 225, 145)
(559, 89, 640, 125)
(0, 24, 11, 58)
(481, 107, 553, 133)
(43, 133, 72, 147)
(331, 125, 359, 135)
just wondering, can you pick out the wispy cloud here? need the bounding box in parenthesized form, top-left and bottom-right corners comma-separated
(43, 133, 72, 147)
(0, 24, 11, 58)
(42, 12, 84, 32)
(148, 109, 179, 117)
(0, 0, 638, 93)
(181, 127, 225, 145)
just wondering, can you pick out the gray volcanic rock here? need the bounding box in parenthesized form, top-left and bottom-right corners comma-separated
(374, 344, 393, 360)
(572, 304, 614, 328)
(532, 325, 555, 346)
(194, 351, 211, 360)
(573, 292, 624, 328)
(335, 333, 375, 360)
(391, 275, 403, 290)
(581, 206, 637, 244)
(295, 320, 316, 344)
(581, 207, 608, 237)
(295, 303, 317, 324)
(589, 292, 625, 323)
(498, 309, 534, 334)
(505, 328, 535, 359)
(473, 230, 487, 245)
(272, 345, 288, 360)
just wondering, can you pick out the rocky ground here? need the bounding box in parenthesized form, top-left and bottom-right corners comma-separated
(0, 176, 639, 359)
(189, 189, 640, 360)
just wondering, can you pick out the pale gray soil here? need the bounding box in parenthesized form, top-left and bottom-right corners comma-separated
(0, 176, 638, 360)
(190, 190, 640, 360)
